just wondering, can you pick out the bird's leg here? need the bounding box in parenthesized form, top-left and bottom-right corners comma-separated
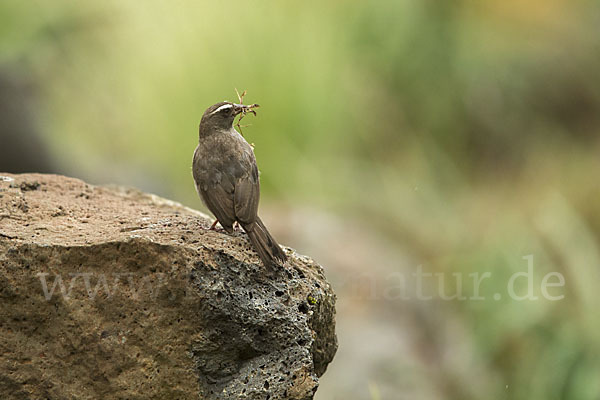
(209, 220, 219, 230)
(233, 221, 242, 231)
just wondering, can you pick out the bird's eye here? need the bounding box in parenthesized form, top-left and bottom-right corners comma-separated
(209, 104, 234, 116)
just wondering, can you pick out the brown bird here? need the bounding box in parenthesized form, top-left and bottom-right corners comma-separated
(192, 101, 287, 267)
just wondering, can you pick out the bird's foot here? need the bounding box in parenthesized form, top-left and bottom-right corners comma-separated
(209, 220, 219, 231)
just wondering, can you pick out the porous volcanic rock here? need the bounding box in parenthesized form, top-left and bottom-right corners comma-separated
(0, 173, 337, 400)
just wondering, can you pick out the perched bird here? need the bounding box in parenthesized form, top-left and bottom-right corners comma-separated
(192, 101, 288, 267)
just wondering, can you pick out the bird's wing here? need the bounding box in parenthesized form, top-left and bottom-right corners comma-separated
(234, 155, 260, 227)
(199, 174, 236, 231)
(193, 147, 236, 230)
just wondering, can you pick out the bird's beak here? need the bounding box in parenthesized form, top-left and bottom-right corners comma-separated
(232, 103, 260, 116)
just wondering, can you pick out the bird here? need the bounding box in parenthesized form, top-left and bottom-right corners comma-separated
(192, 100, 288, 267)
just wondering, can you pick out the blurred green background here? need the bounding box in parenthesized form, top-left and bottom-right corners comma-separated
(2, 0, 600, 399)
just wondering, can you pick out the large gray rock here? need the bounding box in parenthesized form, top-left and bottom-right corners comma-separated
(0, 173, 337, 399)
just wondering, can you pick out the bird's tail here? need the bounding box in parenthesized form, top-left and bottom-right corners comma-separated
(244, 217, 287, 267)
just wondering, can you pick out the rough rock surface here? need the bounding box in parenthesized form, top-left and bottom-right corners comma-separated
(0, 173, 337, 400)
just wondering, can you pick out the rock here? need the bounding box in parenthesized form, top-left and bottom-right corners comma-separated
(0, 173, 337, 400)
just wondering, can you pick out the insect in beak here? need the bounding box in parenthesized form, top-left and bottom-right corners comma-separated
(233, 89, 260, 136)
(233, 103, 259, 116)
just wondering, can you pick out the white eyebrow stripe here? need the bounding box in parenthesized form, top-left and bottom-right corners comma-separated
(209, 104, 233, 115)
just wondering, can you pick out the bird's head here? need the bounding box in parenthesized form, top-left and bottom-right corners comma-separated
(199, 101, 259, 134)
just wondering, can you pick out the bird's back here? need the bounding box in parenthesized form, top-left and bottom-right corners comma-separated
(194, 129, 255, 186)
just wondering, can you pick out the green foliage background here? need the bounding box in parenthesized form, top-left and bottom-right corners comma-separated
(1, 0, 600, 399)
